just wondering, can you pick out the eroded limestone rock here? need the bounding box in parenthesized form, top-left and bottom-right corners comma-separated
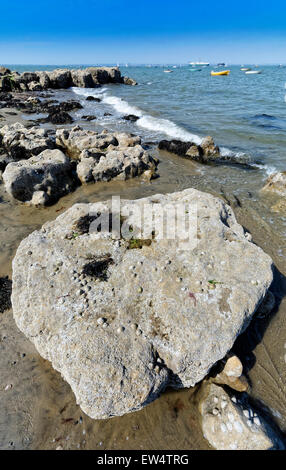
(0, 123, 56, 165)
(12, 188, 273, 418)
(3, 149, 76, 206)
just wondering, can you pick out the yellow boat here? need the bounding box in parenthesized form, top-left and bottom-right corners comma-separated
(210, 70, 230, 76)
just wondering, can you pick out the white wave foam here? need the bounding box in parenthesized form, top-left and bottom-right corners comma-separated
(73, 86, 202, 144)
(136, 115, 202, 144)
(221, 146, 276, 175)
(220, 147, 246, 158)
(102, 95, 143, 117)
(72, 87, 273, 166)
(71, 86, 107, 98)
(102, 92, 203, 144)
(250, 163, 277, 176)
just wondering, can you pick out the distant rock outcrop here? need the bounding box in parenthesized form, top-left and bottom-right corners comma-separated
(0, 66, 138, 92)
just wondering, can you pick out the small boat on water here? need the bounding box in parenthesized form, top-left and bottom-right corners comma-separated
(245, 70, 262, 74)
(211, 70, 230, 76)
(189, 61, 209, 66)
(190, 68, 202, 72)
(163, 70, 173, 73)
(241, 67, 251, 71)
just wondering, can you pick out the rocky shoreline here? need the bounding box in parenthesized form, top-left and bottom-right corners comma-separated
(0, 66, 137, 92)
(0, 67, 285, 450)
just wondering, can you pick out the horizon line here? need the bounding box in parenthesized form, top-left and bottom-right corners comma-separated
(2, 63, 286, 67)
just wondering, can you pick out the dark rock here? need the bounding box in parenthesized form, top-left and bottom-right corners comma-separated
(0, 155, 12, 172)
(0, 76, 12, 92)
(21, 72, 39, 83)
(123, 114, 140, 122)
(86, 96, 101, 102)
(86, 67, 122, 84)
(104, 112, 112, 116)
(47, 111, 74, 124)
(158, 138, 222, 163)
(158, 139, 198, 156)
(81, 115, 97, 121)
(45, 100, 83, 113)
(0, 276, 12, 312)
(49, 69, 72, 88)
(0, 92, 12, 101)
(0, 67, 11, 76)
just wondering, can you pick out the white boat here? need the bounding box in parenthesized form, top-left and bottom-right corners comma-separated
(189, 61, 209, 66)
(245, 70, 262, 74)
(163, 70, 173, 73)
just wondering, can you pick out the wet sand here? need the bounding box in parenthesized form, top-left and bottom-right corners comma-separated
(0, 110, 286, 449)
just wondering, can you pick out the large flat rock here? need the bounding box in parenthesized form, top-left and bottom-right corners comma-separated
(12, 188, 273, 419)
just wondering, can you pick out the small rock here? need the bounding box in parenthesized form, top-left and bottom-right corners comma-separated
(200, 383, 284, 450)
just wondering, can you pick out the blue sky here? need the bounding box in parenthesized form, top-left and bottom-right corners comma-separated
(1, 0, 286, 64)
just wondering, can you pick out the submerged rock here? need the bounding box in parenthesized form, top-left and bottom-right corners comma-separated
(12, 188, 273, 418)
(86, 96, 101, 102)
(3, 149, 76, 206)
(199, 383, 283, 450)
(123, 114, 140, 122)
(81, 115, 97, 121)
(158, 138, 219, 163)
(262, 172, 286, 198)
(158, 137, 252, 166)
(123, 76, 138, 86)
